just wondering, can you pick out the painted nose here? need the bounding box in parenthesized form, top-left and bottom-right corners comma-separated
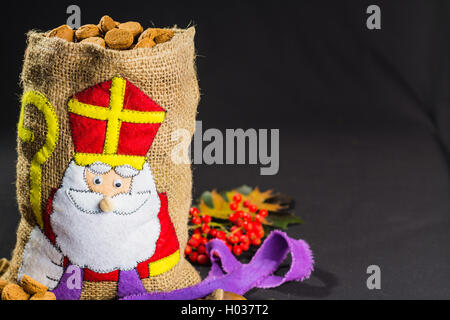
(99, 197, 115, 213)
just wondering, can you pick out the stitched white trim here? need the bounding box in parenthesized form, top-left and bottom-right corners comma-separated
(115, 164, 140, 178)
(18, 227, 64, 290)
(87, 162, 112, 175)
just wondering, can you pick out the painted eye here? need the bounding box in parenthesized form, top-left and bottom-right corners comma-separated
(114, 179, 123, 188)
(93, 176, 102, 185)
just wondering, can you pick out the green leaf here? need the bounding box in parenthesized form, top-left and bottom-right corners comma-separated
(235, 185, 253, 195)
(219, 190, 229, 202)
(198, 190, 233, 220)
(200, 191, 214, 208)
(265, 212, 303, 230)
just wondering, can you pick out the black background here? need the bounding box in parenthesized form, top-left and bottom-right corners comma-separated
(0, 0, 449, 299)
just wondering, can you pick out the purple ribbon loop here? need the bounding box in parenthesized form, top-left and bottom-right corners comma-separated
(52, 264, 83, 300)
(117, 269, 148, 299)
(122, 230, 314, 300)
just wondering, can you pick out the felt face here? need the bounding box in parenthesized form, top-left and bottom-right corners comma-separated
(86, 169, 132, 197)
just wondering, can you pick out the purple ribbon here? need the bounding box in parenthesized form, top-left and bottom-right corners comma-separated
(51, 265, 148, 300)
(122, 230, 314, 300)
(117, 269, 148, 298)
(52, 264, 83, 300)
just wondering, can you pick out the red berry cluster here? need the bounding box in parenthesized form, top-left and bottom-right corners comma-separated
(185, 207, 211, 265)
(185, 193, 268, 264)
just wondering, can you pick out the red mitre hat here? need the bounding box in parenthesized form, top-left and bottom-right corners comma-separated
(68, 77, 165, 170)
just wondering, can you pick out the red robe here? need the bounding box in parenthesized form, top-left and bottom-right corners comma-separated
(42, 191, 179, 282)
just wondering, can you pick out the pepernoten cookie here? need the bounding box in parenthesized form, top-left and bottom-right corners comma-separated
(118, 21, 143, 38)
(80, 36, 106, 48)
(105, 28, 134, 49)
(48, 24, 74, 42)
(98, 15, 116, 33)
(135, 37, 156, 49)
(0, 275, 59, 300)
(75, 24, 101, 40)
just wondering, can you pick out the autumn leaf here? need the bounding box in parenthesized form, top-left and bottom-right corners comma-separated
(198, 190, 231, 220)
(225, 187, 288, 213)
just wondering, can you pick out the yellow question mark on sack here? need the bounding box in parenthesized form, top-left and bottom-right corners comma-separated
(18, 91, 59, 229)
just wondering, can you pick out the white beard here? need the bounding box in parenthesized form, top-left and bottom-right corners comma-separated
(50, 161, 161, 273)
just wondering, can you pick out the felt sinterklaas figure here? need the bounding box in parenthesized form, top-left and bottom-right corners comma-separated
(18, 77, 179, 299)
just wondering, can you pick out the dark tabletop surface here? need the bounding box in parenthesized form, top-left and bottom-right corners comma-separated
(0, 0, 449, 299)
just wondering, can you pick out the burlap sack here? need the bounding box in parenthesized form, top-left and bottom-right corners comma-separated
(1, 27, 201, 299)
